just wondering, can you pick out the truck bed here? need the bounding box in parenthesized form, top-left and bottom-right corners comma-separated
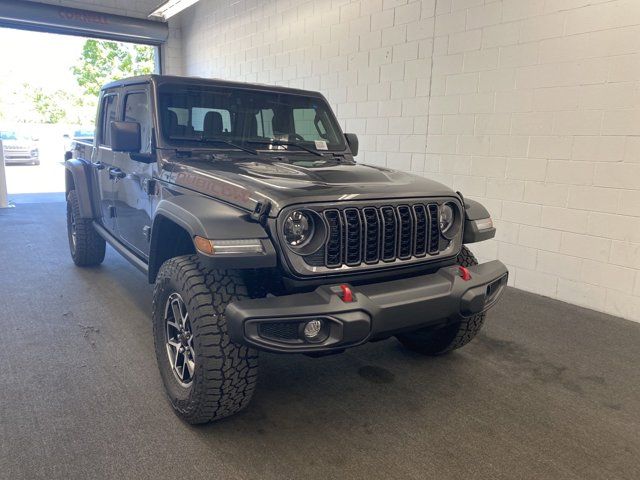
(72, 138, 94, 161)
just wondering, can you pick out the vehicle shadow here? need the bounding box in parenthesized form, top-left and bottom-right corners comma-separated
(189, 341, 492, 478)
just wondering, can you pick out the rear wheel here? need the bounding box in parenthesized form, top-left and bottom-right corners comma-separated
(396, 246, 486, 355)
(152, 255, 259, 424)
(66, 190, 105, 266)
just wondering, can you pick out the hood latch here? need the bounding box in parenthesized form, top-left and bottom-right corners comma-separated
(251, 200, 271, 226)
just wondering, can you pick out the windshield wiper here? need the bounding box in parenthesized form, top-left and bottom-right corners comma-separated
(168, 135, 257, 155)
(246, 139, 324, 157)
(202, 137, 258, 155)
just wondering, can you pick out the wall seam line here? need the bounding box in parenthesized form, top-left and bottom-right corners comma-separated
(423, 0, 438, 170)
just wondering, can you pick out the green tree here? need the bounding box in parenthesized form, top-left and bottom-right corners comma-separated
(71, 39, 155, 98)
(27, 85, 70, 123)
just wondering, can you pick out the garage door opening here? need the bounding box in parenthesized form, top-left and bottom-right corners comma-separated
(0, 26, 158, 205)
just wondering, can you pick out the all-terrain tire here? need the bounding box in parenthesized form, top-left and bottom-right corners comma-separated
(152, 255, 259, 424)
(396, 246, 486, 355)
(66, 190, 106, 266)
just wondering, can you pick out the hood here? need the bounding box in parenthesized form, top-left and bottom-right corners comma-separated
(2, 139, 33, 148)
(162, 153, 457, 215)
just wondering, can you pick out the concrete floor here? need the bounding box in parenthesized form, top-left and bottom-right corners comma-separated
(1, 199, 639, 480)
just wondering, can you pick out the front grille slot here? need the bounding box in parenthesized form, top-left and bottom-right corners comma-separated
(380, 206, 398, 262)
(428, 204, 439, 254)
(397, 205, 413, 259)
(363, 207, 380, 263)
(413, 204, 427, 257)
(324, 209, 343, 267)
(301, 200, 451, 270)
(343, 208, 362, 266)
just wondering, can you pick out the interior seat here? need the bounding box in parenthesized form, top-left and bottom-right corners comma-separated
(203, 111, 224, 138)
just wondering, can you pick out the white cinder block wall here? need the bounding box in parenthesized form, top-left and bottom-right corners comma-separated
(170, 0, 640, 322)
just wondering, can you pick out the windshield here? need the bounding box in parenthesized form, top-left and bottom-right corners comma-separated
(0, 131, 17, 141)
(158, 84, 346, 152)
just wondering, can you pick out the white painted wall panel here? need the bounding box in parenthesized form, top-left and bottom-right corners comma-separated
(170, 0, 640, 321)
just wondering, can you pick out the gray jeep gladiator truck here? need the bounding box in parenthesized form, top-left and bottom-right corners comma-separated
(65, 75, 508, 424)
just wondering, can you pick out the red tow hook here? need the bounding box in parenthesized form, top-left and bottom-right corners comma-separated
(458, 266, 472, 281)
(339, 284, 354, 302)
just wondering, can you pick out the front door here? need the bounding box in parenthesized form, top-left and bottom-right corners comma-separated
(93, 92, 119, 233)
(112, 88, 154, 259)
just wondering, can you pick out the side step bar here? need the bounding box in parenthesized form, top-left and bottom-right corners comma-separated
(92, 221, 148, 275)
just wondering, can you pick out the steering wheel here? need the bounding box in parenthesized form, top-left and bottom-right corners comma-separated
(290, 133, 306, 142)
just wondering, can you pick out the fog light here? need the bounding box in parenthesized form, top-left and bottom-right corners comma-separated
(303, 319, 323, 340)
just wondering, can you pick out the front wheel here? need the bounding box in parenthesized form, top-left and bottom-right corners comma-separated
(152, 255, 259, 424)
(396, 246, 486, 355)
(66, 190, 105, 266)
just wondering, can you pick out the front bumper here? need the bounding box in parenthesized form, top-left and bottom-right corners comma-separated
(226, 260, 508, 353)
(4, 151, 38, 164)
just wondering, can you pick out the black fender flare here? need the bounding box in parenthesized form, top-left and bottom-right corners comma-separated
(64, 159, 95, 219)
(149, 195, 277, 281)
(463, 199, 495, 243)
(464, 198, 490, 221)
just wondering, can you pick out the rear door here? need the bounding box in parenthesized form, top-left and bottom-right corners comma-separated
(112, 86, 154, 258)
(93, 91, 119, 233)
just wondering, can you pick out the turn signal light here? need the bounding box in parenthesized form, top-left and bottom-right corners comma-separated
(194, 236, 264, 256)
(194, 236, 214, 255)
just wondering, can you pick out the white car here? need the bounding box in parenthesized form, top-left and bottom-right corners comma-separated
(1, 131, 39, 165)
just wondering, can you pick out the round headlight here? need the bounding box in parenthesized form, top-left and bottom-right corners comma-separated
(283, 210, 314, 247)
(439, 203, 456, 237)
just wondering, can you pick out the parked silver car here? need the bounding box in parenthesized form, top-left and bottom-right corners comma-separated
(1, 131, 39, 165)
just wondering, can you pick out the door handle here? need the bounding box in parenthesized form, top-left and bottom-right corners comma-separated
(109, 167, 126, 179)
(94, 161, 106, 170)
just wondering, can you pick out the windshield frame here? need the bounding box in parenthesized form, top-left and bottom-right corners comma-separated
(155, 82, 348, 154)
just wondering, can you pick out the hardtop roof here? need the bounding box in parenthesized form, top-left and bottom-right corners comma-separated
(101, 74, 325, 98)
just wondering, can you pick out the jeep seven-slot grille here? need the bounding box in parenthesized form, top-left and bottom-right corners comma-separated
(314, 203, 441, 269)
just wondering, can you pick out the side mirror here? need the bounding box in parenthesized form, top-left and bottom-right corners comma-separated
(64, 151, 72, 161)
(111, 121, 141, 153)
(344, 133, 358, 156)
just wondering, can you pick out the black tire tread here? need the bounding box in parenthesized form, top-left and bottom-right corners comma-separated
(152, 255, 258, 424)
(396, 246, 486, 355)
(67, 190, 106, 266)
